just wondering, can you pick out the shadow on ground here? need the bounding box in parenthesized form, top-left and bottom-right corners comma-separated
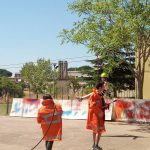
(102, 134, 146, 140)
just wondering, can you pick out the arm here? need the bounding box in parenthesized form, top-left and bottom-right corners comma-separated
(76, 93, 92, 101)
(81, 93, 92, 99)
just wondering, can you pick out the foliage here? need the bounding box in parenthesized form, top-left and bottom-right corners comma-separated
(21, 58, 55, 98)
(68, 76, 81, 95)
(60, 0, 150, 99)
(69, 65, 97, 86)
(0, 69, 12, 77)
(0, 77, 24, 100)
(68, 59, 135, 97)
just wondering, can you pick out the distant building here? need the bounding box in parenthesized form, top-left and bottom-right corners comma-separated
(68, 71, 89, 78)
(67, 70, 90, 87)
(9, 72, 22, 83)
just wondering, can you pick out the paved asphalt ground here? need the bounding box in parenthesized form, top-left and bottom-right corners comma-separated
(0, 116, 150, 150)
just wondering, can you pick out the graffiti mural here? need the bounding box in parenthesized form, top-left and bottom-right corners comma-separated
(114, 99, 150, 122)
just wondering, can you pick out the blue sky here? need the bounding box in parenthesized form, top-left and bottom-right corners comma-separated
(0, 0, 94, 75)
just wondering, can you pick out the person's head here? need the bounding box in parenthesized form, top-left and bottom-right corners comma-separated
(42, 94, 54, 106)
(95, 82, 105, 94)
(43, 94, 53, 100)
(100, 72, 108, 82)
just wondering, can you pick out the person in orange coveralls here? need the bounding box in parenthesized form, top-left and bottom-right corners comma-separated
(78, 82, 109, 150)
(37, 95, 62, 150)
(88, 82, 109, 150)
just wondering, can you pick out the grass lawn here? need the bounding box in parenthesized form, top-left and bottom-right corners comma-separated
(0, 103, 12, 116)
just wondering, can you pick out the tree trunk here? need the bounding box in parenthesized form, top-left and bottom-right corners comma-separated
(28, 86, 31, 98)
(113, 88, 117, 98)
(137, 79, 143, 99)
(6, 93, 9, 115)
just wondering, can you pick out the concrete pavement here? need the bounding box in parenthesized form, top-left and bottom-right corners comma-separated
(0, 116, 150, 150)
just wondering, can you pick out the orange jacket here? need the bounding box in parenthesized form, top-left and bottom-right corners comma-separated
(86, 90, 106, 134)
(37, 99, 62, 141)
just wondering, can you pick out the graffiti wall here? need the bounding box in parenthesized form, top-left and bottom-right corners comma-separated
(114, 99, 150, 122)
(9, 98, 24, 117)
(10, 98, 113, 120)
(10, 98, 150, 122)
(10, 98, 41, 117)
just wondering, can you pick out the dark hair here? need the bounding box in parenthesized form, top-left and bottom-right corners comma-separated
(95, 81, 104, 89)
(43, 94, 53, 100)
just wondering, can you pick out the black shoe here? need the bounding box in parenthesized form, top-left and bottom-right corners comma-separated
(92, 144, 95, 150)
(95, 145, 102, 150)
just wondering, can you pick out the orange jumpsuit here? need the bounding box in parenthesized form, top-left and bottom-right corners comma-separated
(37, 100, 62, 141)
(86, 90, 106, 133)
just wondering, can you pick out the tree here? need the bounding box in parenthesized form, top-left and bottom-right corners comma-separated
(109, 62, 135, 97)
(68, 60, 135, 97)
(0, 77, 24, 99)
(68, 76, 81, 96)
(0, 69, 12, 77)
(21, 58, 55, 98)
(0, 77, 24, 114)
(13, 81, 25, 98)
(60, 0, 150, 99)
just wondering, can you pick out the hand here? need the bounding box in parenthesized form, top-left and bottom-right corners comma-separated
(103, 104, 110, 109)
(76, 96, 83, 102)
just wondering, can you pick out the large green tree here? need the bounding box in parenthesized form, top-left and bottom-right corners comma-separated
(21, 58, 55, 98)
(60, 0, 150, 99)
(68, 61, 135, 97)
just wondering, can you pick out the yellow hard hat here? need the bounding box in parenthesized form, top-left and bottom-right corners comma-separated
(100, 72, 108, 78)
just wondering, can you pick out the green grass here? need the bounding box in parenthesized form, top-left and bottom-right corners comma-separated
(0, 103, 12, 116)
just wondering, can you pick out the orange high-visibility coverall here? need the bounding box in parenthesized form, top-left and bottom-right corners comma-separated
(37, 99, 62, 141)
(86, 89, 106, 133)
